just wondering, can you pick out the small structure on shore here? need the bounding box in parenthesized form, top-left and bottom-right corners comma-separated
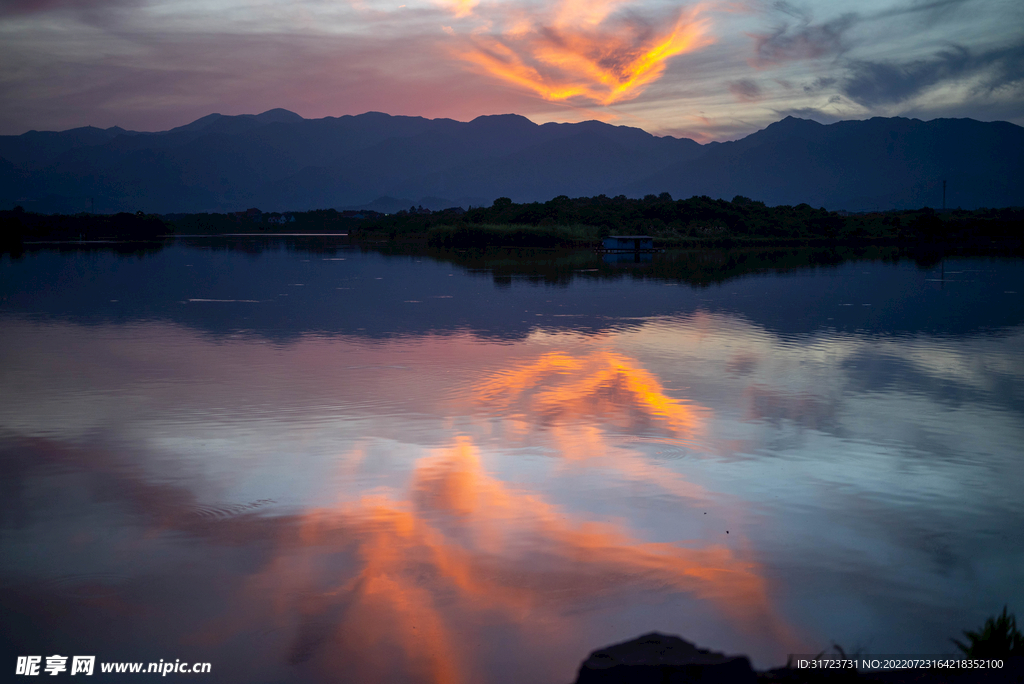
(600, 235, 657, 252)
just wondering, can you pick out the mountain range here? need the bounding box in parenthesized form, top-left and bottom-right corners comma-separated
(1, 109, 1021, 214)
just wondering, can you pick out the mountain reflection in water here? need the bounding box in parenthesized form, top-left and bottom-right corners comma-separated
(1, 242, 1022, 683)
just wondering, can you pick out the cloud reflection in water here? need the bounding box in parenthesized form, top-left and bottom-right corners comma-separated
(5, 249, 1021, 681)
(235, 435, 795, 683)
(0, 328, 801, 683)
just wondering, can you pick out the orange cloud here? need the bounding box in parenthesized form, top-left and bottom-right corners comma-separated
(449, 1, 714, 105)
(438, 0, 477, 18)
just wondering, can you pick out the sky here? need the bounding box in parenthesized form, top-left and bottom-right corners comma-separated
(0, 0, 1021, 141)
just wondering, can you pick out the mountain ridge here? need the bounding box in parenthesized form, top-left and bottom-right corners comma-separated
(1, 110, 1020, 213)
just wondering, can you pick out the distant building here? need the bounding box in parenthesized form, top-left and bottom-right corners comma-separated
(602, 235, 655, 251)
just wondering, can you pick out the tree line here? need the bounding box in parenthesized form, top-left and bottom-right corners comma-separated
(365, 194, 1023, 247)
(3, 195, 1022, 253)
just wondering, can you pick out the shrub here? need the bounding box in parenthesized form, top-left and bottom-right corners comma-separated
(953, 606, 1024, 657)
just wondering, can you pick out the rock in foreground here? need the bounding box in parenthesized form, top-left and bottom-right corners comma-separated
(575, 632, 757, 684)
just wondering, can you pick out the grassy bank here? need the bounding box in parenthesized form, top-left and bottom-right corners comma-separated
(424, 223, 601, 248)
(347, 221, 1023, 254)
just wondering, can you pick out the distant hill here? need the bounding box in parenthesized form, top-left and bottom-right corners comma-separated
(0, 110, 1020, 213)
(629, 116, 1024, 211)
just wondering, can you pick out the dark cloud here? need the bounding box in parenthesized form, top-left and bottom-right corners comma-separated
(0, 0, 140, 18)
(802, 76, 836, 93)
(872, 0, 974, 24)
(729, 78, 763, 101)
(750, 12, 858, 66)
(748, 0, 976, 70)
(842, 41, 1024, 106)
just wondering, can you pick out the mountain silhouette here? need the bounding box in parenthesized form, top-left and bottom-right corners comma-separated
(0, 109, 1020, 213)
(630, 116, 1024, 211)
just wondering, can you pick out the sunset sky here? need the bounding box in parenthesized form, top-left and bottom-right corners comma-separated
(0, 0, 1021, 141)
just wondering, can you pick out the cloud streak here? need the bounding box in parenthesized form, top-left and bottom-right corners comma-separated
(0, 0, 139, 18)
(842, 41, 1024, 106)
(872, 0, 974, 24)
(729, 77, 763, 101)
(0, 0, 1021, 141)
(749, 11, 856, 66)
(447, 0, 715, 105)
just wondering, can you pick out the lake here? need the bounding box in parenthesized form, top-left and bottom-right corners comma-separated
(1, 239, 1022, 683)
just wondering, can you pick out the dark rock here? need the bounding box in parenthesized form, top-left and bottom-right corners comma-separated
(575, 632, 757, 684)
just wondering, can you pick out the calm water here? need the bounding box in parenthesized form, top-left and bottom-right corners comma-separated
(1, 241, 1022, 683)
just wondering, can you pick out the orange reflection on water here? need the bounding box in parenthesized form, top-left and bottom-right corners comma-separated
(475, 349, 708, 437)
(238, 435, 796, 683)
(452, 2, 713, 105)
(475, 348, 713, 507)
